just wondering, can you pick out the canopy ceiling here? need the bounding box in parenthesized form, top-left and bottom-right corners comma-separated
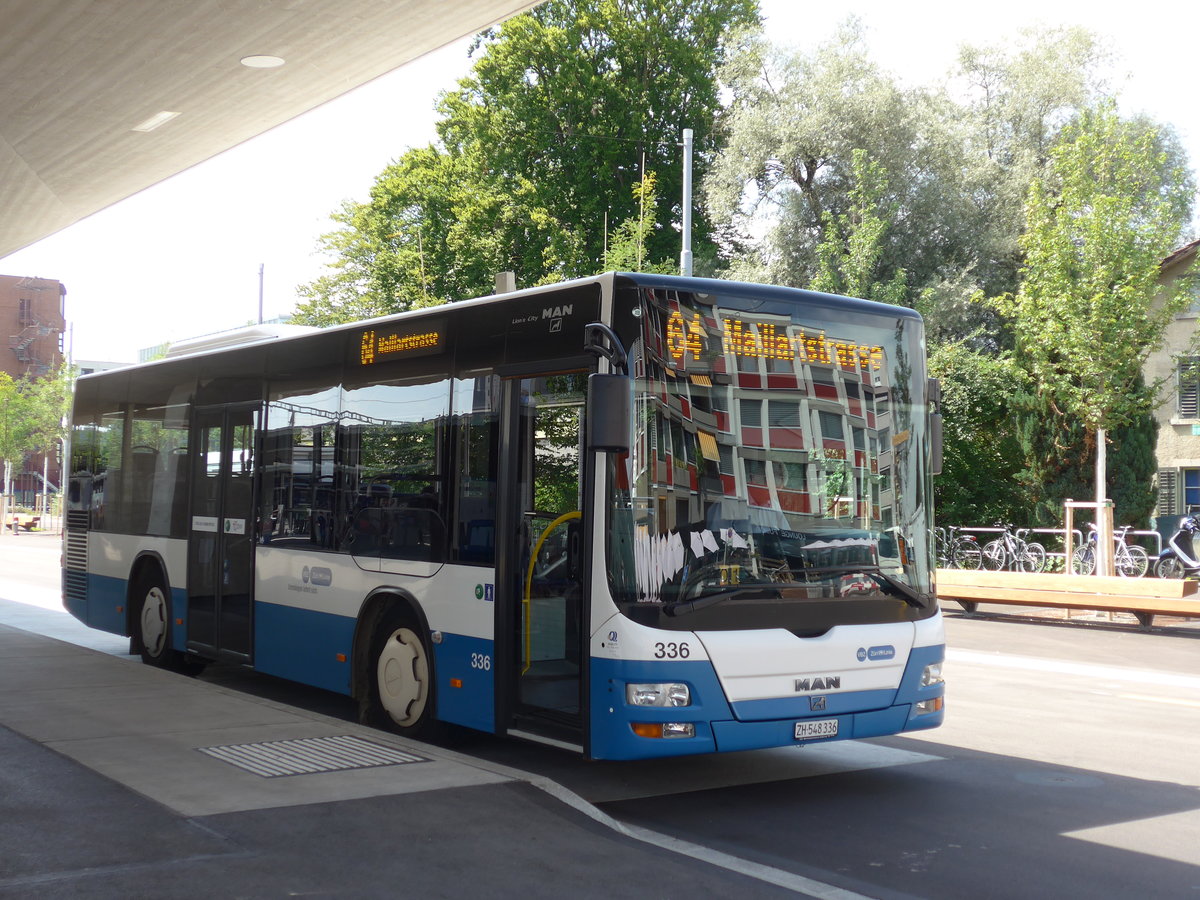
(0, 0, 540, 258)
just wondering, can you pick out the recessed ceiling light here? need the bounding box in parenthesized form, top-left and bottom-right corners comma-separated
(240, 55, 285, 69)
(131, 110, 181, 133)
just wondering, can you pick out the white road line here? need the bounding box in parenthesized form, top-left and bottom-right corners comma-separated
(530, 776, 878, 899)
(947, 648, 1200, 690)
(1114, 692, 1200, 709)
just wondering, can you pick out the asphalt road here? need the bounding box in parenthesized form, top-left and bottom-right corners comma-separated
(3, 530, 1198, 898)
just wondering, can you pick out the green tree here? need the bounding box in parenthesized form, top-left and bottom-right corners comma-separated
(929, 342, 1027, 526)
(23, 363, 73, 460)
(603, 171, 676, 273)
(296, 0, 760, 324)
(1011, 385, 1158, 528)
(996, 102, 1194, 522)
(705, 22, 1112, 330)
(809, 149, 907, 306)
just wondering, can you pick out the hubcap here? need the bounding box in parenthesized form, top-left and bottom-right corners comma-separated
(377, 627, 429, 727)
(140, 587, 167, 658)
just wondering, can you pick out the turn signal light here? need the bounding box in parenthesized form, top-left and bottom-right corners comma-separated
(630, 722, 696, 739)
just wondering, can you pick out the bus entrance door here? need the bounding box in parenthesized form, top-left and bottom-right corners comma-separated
(500, 373, 588, 737)
(187, 404, 259, 663)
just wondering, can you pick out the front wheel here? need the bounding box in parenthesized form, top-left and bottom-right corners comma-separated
(1016, 542, 1046, 573)
(368, 611, 438, 738)
(1117, 545, 1149, 578)
(981, 540, 1006, 571)
(1156, 555, 1185, 579)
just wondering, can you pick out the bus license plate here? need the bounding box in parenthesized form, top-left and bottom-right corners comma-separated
(794, 719, 838, 740)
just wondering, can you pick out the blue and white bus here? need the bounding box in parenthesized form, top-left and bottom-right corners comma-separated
(63, 272, 944, 759)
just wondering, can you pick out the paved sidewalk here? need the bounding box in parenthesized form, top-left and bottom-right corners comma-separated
(0, 618, 799, 898)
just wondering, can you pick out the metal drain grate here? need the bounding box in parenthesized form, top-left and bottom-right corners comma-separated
(197, 735, 428, 778)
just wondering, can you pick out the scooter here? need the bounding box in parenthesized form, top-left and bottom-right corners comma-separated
(1155, 514, 1200, 578)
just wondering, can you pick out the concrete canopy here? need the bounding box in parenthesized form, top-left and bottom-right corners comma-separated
(0, 0, 541, 259)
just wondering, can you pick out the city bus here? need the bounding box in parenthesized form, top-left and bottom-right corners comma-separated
(63, 272, 945, 760)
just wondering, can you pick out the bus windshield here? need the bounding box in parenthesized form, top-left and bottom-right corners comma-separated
(606, 282, 935, 632)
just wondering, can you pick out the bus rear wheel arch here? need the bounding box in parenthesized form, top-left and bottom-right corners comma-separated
(129, 563, 205, 676)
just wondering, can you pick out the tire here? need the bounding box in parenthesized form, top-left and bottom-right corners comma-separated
(134, 574, 172, 667)
(133, 571, 206, 675)
(953, 538, 982, 570)
(1117, 545, 1149, 578)
(1017, 542, 1046, 573)
(1072, 546, 1096, 576)
(368, 611, 438, 738)
(1156, 555, 1185, 579)
(981, 539, 1005, 571)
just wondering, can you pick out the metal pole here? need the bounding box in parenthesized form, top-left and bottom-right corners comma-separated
(680, 128, 693, 277)
(1095, 427, 1112, 576)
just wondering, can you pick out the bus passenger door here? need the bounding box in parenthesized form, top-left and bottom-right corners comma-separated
(498, 373, 588, 737)
(187, 404, 259, 663)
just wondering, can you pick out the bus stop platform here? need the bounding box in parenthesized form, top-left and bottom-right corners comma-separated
(0, 603, 796, 897)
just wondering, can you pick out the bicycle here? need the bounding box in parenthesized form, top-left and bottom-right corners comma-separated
(935, 525, 982, 570)
(1071, 524, 1149, 578)
(981, 524, 1046, 573)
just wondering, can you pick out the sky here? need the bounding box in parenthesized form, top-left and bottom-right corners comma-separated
(2, 0, 1198, 364)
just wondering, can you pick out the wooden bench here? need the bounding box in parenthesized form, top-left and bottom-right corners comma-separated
(936, 569, 1200, 629)
(6, 515, 41, 532)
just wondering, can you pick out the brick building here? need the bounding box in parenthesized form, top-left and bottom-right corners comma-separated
(0, 274, 66, 503)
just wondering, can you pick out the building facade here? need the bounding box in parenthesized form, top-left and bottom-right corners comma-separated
(1146, 240, 1200, 517)
(0, 274, 67, 504)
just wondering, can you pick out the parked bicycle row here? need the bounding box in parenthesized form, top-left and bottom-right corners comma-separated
(935, 515, 1200, 578)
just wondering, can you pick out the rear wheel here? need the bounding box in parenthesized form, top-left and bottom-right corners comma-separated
(953, 538, 982, 570)
(133, 571, 205, 675)
(981, 540, 1006, 571)
(135, 578, 170, 666)
(1072, 545, 1096, 576)
(1156, 555, 1185, 579)
(1117, 545, 1149, 578)
(368, 611, 438, 738)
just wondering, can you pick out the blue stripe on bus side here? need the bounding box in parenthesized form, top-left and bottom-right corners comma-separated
(253, 601, 356, 696)
(431, 633, 495, 733)
(85, 573, 128, 636)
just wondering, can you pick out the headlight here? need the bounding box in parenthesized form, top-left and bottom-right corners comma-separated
(921, 662, 944, 687)
(625, 682, 691, 707)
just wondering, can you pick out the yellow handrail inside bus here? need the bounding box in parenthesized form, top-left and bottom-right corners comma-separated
(523, 510, 582, 675)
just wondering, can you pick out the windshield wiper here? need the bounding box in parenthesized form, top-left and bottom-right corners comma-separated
(866, 569, 928, 608)
(663, 585, 780, 616)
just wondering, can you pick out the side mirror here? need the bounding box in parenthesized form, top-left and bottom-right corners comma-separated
(587, 373, 630, 453)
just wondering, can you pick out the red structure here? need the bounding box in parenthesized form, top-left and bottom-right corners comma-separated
(0, 274, 66, 504)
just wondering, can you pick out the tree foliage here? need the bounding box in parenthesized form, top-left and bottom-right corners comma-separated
(929, 343, 1027, 526)
(295, 0, 760, 325)
(809, 149, 907, 306)
(996, 102, 1194, 434)
(706, 22, 1114, 327)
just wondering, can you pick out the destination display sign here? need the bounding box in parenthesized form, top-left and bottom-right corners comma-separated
(665, 309, 885, 371)
(359, 320, 446, 366)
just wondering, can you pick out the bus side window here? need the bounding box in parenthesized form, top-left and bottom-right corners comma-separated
(452, 376, 499, 567)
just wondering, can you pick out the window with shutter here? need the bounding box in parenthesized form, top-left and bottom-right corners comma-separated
(1178, 358, 1200, 418)
(1158, 468, 1178, 516)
